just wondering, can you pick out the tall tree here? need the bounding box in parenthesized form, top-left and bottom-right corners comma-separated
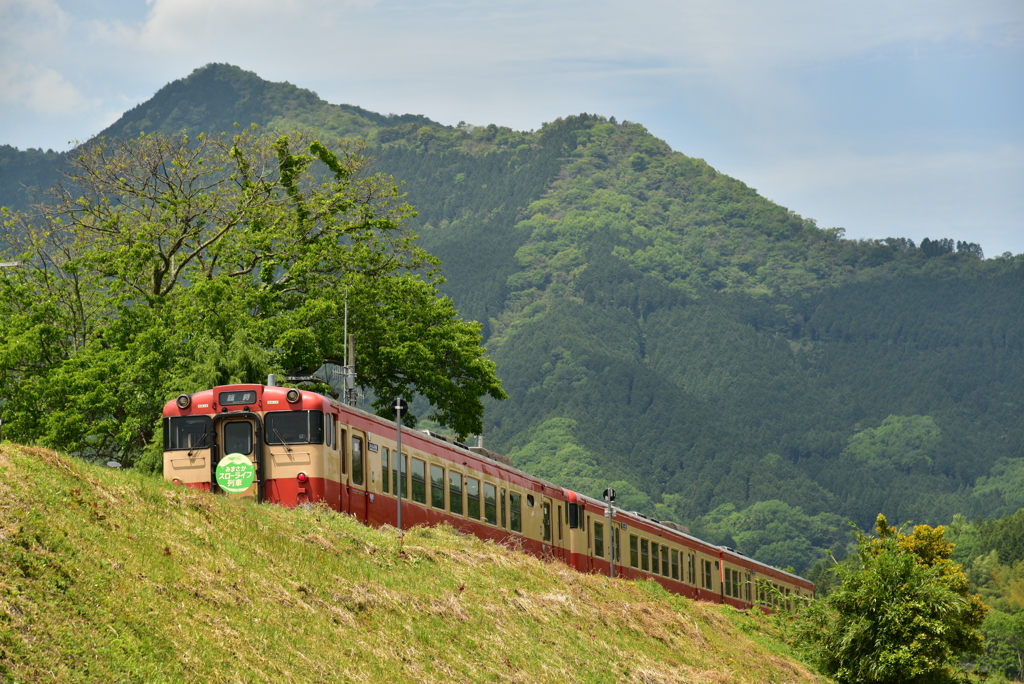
(0, 130, 505, 464)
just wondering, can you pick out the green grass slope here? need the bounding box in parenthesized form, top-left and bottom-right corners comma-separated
(0, 444, 822, 684)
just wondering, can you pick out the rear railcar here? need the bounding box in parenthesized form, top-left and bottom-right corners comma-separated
(560, 489, 814, 609)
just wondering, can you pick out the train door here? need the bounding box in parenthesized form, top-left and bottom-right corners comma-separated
(542, 495, 566, 563)
(542, 496, 562, 561)
(323, 413, 342, 511)
(554, 500, 567, 563)
(215, 416, 260, 501)
(346, 429, 369, 523)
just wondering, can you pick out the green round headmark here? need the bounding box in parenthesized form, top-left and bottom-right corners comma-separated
(216, 453, 256, 493)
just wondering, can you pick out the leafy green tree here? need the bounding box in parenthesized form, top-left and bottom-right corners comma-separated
(977, 608, 1024, 679)
(0, 130, 505, 464)
(794, 515, 986, 683)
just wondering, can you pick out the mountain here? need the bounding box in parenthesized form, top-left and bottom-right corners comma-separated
(2, 64, 1022, 575)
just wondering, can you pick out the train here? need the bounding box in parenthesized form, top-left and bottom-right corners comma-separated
(162, 379, 814, 609)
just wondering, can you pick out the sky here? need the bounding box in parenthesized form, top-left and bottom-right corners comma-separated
(2, 0, 1022, 256)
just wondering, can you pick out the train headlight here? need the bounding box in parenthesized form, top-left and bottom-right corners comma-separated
(176, 394, 191, 409)
(286, 389, 300, 403)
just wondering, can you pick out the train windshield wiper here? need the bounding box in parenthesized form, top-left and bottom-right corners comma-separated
(187, 430, 208, 458)
(273, 428, 293, 453)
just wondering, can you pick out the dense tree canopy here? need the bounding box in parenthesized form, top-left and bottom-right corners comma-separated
(0, 130, 505, 466)
(794, 515, 986, 683)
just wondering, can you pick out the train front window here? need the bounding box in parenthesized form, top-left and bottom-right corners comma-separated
(265, 410, 324, 445)
(166, 416, 211, 450)
(223, 422, 252, 455)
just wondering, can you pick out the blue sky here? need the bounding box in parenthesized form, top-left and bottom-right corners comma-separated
(2, 0, 1022, 255)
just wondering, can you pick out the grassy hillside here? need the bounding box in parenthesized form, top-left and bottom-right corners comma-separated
(0, 444, 822, 683)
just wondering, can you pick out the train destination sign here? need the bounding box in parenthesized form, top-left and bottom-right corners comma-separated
(216, 453, 255, 493)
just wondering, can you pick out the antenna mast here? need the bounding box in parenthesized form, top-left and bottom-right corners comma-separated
(342, 291, 359, 406)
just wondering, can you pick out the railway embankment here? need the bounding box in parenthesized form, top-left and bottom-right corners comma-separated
(0, 444, 823, 683)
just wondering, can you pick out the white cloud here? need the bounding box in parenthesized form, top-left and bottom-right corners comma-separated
(0, 65, 96, 114)
(0, 0, 98, 115)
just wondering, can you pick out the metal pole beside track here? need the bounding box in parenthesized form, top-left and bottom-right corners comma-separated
(604, 488, 616, 579)
(394, 398, 408, 532)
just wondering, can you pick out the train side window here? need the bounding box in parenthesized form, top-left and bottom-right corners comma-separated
(557, 505, 563, 541)
(662, 546, 670, 577)
(614, 527, 621, 563)
(381, 447, 390, 494)
(594, 522, 604, 558)
(430, 464, 445, 509)
(466, 477, 480, 519)
(542, 503, 551, 542)
(501, 489, 507, 528)
(568, 503, 580, 529)
(351, 437, 364, 486)
(484, 483, 497, 525)
(650, 542, 659, 574)
(745, 573, 751, 602)
(702, 560, 713, 589)
(448, 471, 463, 515)
(688, 554, 696, 585)
(630, 535, 638, 568)
(325, 415, 334, 449)
(411, 458, 426, 504)
(641, 539, 649, 572)
(340, 430, 347, 475)
(733, 570, 741, 598)
(725, 568, 733, 596)
(392, 453, 408, 499)
(510, 492, 522, 532)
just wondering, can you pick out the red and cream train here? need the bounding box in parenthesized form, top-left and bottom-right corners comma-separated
(162, 381, 814, 608)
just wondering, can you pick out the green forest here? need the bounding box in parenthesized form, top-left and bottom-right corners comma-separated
(2, 64, 1022, 594)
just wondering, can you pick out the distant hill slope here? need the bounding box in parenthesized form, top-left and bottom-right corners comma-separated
(1, 64, 1022, 576)
(0, 444, 822, 683)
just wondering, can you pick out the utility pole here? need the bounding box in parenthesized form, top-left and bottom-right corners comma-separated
(604, 488, 617, 578)
(394, 398, 408, 531)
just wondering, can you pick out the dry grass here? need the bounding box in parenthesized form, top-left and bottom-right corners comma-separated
(0, 444, 826, 683)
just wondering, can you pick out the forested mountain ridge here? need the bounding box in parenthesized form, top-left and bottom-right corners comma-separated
(2, 63, 1021, 576)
